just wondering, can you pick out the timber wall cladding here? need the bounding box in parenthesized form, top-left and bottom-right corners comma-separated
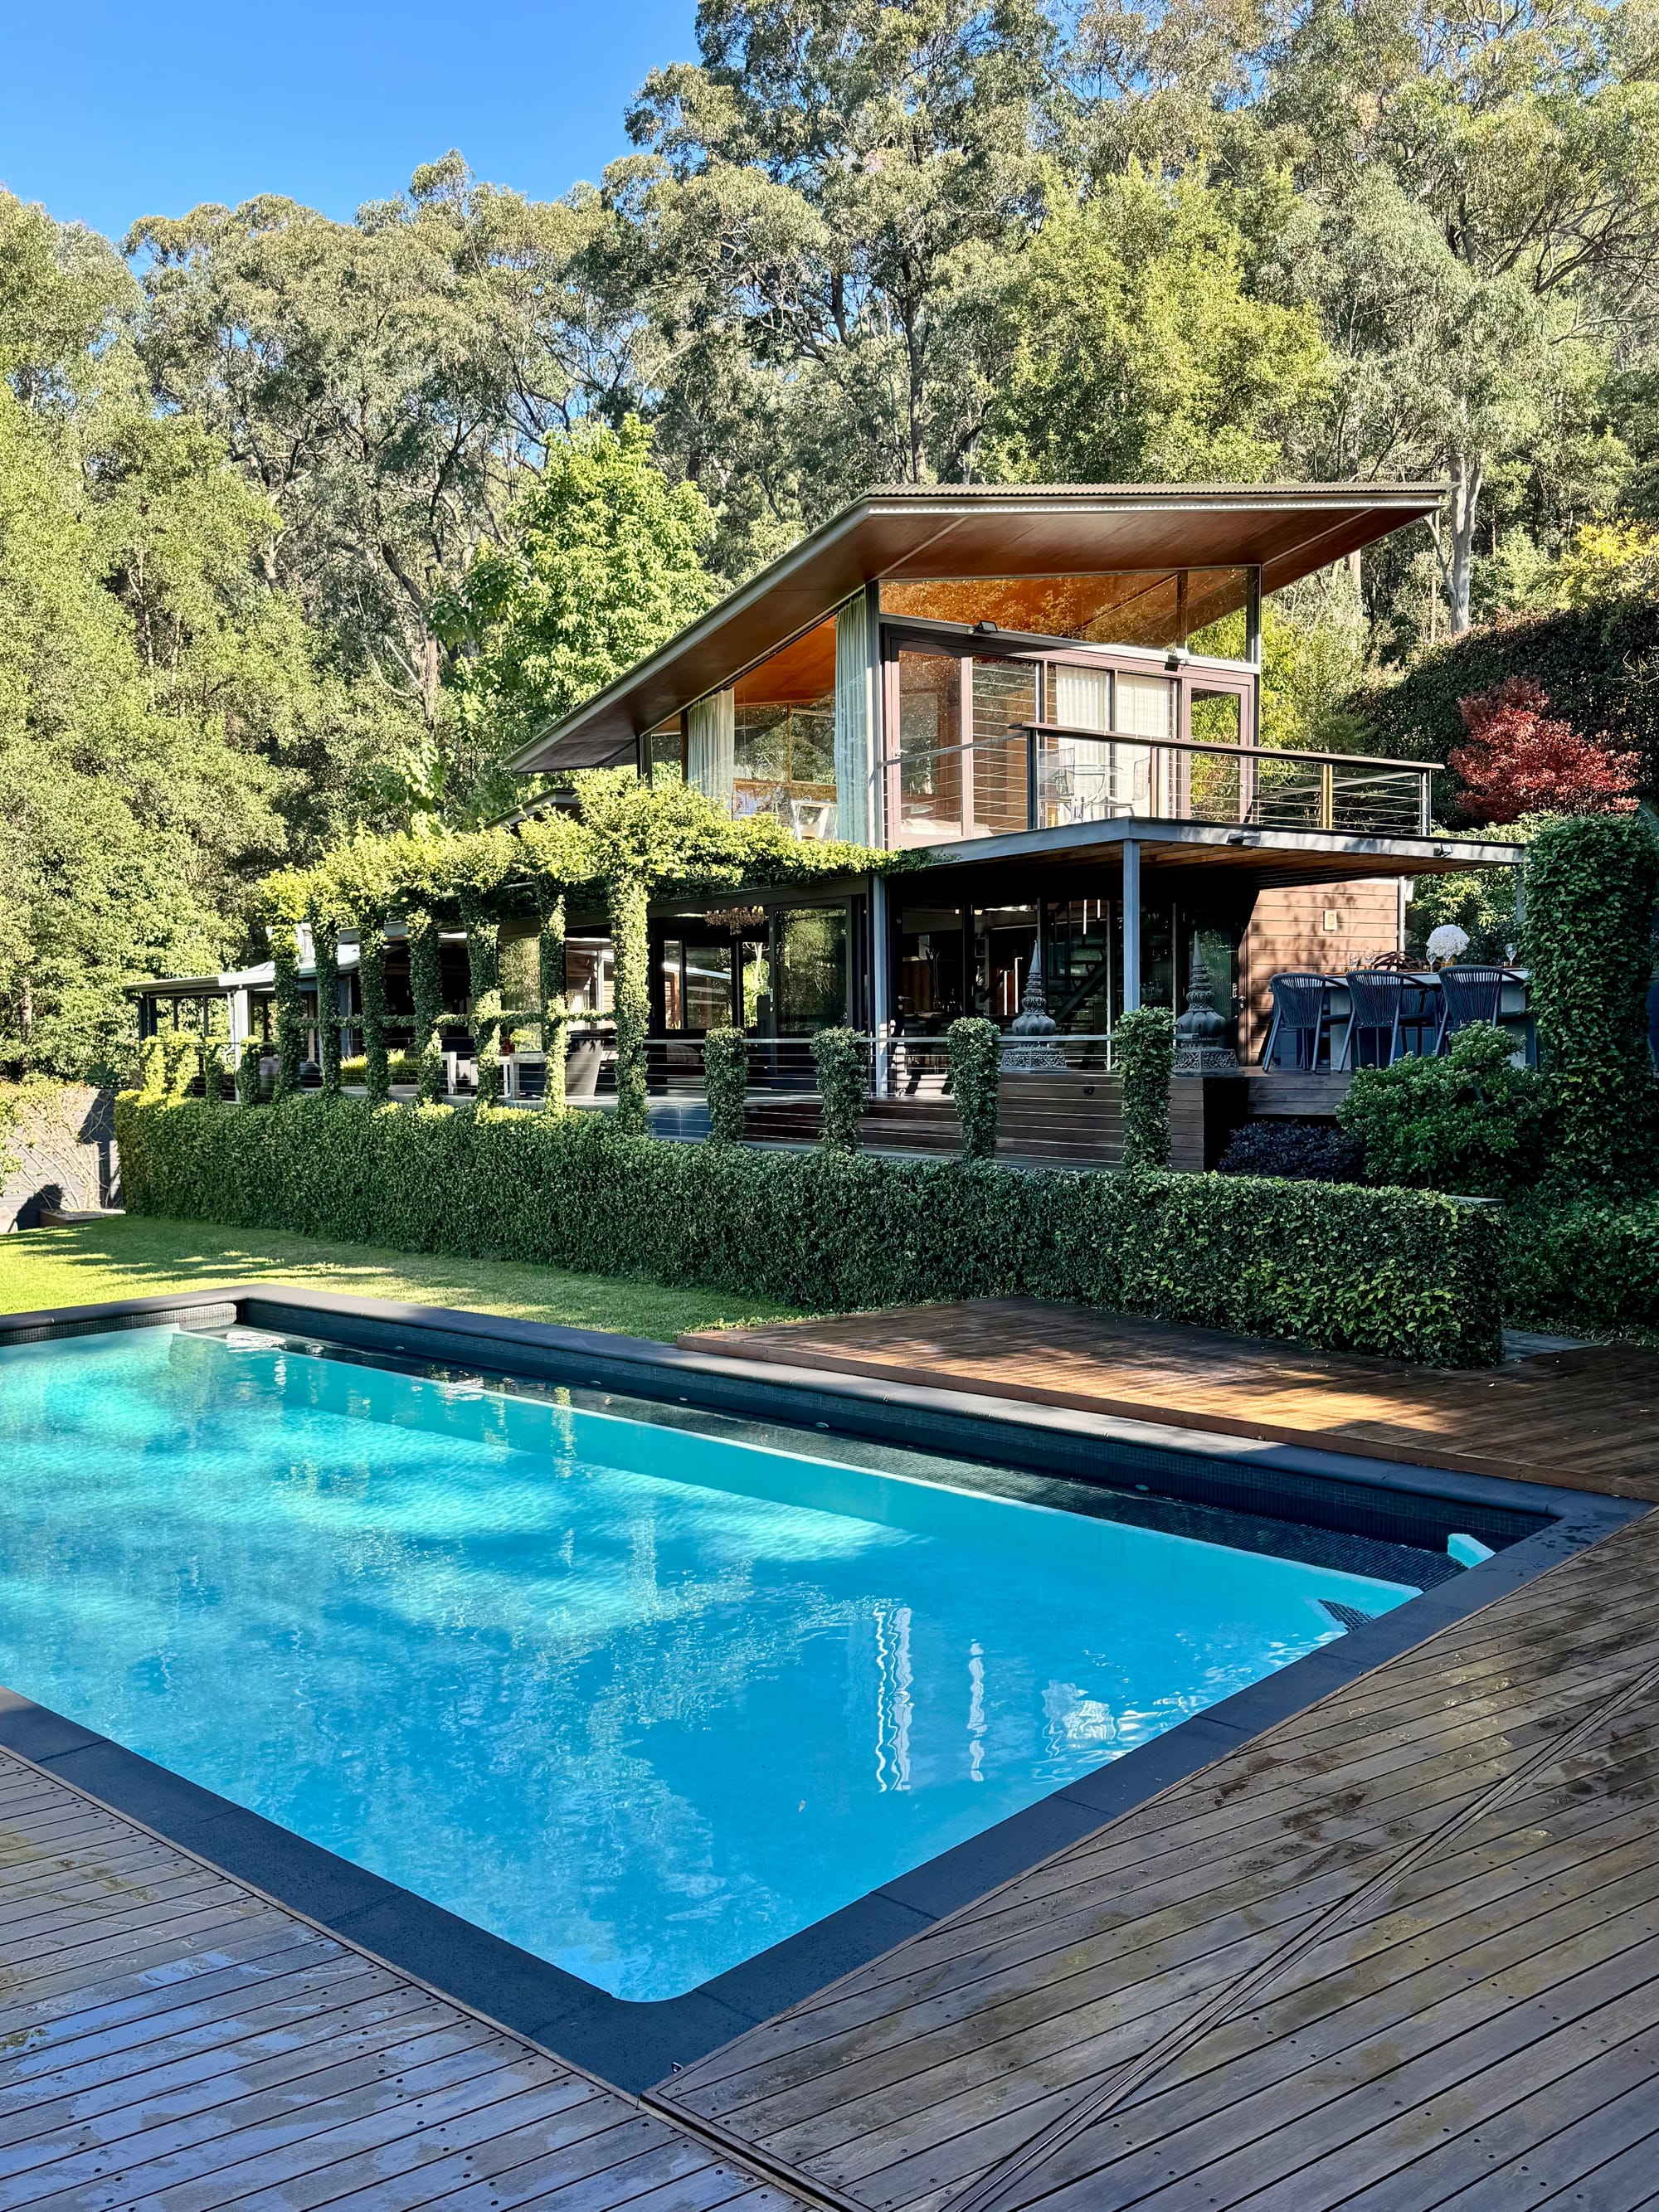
(0, 1084, 119, 1229)
(1239, 878, 1404, 1058)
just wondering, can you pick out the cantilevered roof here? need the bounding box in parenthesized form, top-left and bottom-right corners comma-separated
(508, 481, 1444, 775)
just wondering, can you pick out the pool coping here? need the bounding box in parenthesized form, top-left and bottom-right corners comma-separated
(0, 1284, 1643, 2096)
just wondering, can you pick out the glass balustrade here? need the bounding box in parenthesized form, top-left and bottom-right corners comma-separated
(882, 727, 1430, 843)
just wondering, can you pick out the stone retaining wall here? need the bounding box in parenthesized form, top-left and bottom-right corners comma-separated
(0, 1085, 119, 1230)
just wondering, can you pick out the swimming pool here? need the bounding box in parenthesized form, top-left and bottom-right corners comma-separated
(0, 1322, 1428, 2002)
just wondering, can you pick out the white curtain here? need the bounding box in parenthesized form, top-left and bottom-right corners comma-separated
(1115, 673, 1174, 739)
(1050, 665, 1113, 821)
(1053, 664, 1112, 733)
(686, 689, 735, 809)
(834, 595, 875, 844)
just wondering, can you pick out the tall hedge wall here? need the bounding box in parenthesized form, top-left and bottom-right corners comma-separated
(116, 1094, 1506, 1367)
(1352, 599, 1659, 808)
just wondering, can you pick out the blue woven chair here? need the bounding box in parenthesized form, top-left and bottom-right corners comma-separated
(1438, 965, 1508, 1048)
(1262, 972, 1331, 1071)
(1340, 970, 1407, 1068)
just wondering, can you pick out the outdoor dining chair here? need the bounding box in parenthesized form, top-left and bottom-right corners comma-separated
(1340, 969, 1408, 1068)
(1261, 972, 1332, 1071)
(1438, 965, 1509, 1046)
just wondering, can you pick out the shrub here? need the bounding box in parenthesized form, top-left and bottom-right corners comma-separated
(703, 1027, 750, 1144)
(342, 1052, 421, 1087)
(1348, 599, 1659, 814)
(235, 1042, 262, 1107)
(812, 1027, 866, 1152)
(1448, 678, 1638, 824)
(136, 1037, 168, 1100)
(1507, 1194, 1659, 1335)
(1523, 812, 1659, 1195)
(202, 1044, 228, 1106)
(1116, 1007, 1174, 1169)
(1338, 1025, 1550, 1198)
(114, 1092, 1507, 1366)
(946, 1017, 1000, 1160)
(1218, 1121, 1361, 1183)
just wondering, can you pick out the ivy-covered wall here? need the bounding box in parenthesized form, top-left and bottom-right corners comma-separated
(116, 1093, 1506, 1367)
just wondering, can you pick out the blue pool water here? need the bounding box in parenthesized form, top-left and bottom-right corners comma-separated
(0, 1326, 1420, 2001)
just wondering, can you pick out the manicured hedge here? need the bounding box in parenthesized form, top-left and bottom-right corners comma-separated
(1350, 599, 1659, 808)
(116, 1093, 1507, 1365)
(1506, 1198, 1659, 1337)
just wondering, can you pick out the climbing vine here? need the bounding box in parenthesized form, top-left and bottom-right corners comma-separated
(358, 930, 390, 1104)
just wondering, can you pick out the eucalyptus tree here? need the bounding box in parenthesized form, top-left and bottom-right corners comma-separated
(979, 168, 1332, 482)
(0, 193, 297, 1077)
(127, 155, 623, 751)
(612, 0, 1058, 557)
(1261, 0, 1659, 632)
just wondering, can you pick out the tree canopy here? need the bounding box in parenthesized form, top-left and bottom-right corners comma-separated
(7, 0, 1659, 1070)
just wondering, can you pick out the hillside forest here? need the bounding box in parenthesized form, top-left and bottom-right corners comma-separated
(6, 0, 1659, 1073)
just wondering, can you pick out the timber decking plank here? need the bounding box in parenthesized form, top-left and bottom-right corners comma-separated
(0, 1953, 400, 2120)
(1010, 1870, 1659, 2207)
(768, 1821, 1659, 2185)
(975, 1715, 1659, 2210)
(676, 1300, 1659, 1490)
(12, 2017, 521, 2205)
(24, 2047, 569, 2212)
(0, 1907, 300, 2028)
(1422, 2066, 1659, 2212)
(0, 1750, 814, 2212)
(0, 1976, 436, 2162)
(0, 1934, 343, 2071)
(135, 2066, 601, 2212)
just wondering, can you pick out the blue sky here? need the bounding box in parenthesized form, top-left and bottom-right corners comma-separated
(2, 0, 699, 243)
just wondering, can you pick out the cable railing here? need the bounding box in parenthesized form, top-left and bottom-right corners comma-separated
(884, 727, 1436, 843)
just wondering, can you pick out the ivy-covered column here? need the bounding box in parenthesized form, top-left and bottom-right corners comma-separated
(270, 920, 305, 1099)
(606, 868, 650, 1135)
(537, 889, 568, 1115)
(407, 910, 446, 1105)
(236, 1028, 262, 1105)
(313, 921, 342, 1096)
(461, 896, 504, 1106)
(358, 926, 391, 1103)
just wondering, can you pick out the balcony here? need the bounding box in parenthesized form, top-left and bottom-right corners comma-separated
(884, 726, 1434, 846)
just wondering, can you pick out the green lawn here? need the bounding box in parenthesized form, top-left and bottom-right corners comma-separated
(0, 1214, 791, 1340)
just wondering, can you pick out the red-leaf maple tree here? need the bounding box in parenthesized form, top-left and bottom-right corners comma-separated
(1448, 678, 1640, 824)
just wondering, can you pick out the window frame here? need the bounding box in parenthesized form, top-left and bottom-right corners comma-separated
(878, 619, 1259, 847)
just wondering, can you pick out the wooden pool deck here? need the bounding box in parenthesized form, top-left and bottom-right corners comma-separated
(678, 1299, 1659, 1497)
(649, 1303, 1659, 2210)
(7, 1298, 1659, 2209)
(0, 1746, 810, 2212)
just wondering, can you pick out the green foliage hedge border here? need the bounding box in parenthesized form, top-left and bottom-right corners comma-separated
(812, 1027, 866, 1151)
(946, 1017, 1000, 1160)
(1116, 1007, 1175, 1169)
(703, 1028, 750, 1143)
(115, 1093, 1506, 1368)
(1523, 814, 1659, 1195)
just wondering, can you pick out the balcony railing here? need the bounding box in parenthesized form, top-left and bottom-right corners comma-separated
(885, 727, 1436, 844)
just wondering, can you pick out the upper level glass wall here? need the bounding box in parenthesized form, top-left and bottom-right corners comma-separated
(878, 569, 1255, 653)
(882, 627, 1257, 848)
(732, 615, 839, 837)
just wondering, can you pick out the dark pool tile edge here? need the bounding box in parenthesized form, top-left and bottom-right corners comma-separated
(0, 1286, 1647, 2098)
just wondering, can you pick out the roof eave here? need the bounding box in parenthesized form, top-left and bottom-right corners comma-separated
(507, 481, 1448, 778)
